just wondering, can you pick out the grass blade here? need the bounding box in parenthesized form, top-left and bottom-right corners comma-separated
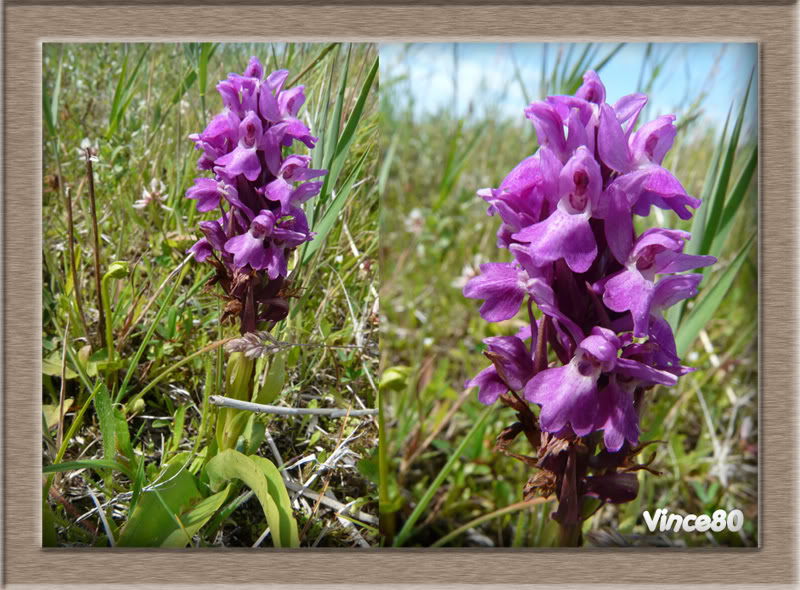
(435, 122, 487, 210)
(392, 405, 493, 546)
(49, 45, 64, 134)
(322, 53, 378, 201)
(106, 50, 129, 138)
(708, 145, 757, 260)
(288, 42, 337, 88)
(302, 146, 370, 264)
(675, 232, 755, 358)
(699, 68, 754, 256)
(43, 459, 134, 479)
(668, 104, 734, 331)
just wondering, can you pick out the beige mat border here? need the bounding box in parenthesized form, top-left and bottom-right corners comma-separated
(5, 2, 795, 587)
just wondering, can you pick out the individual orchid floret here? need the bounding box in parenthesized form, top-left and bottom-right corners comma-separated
(593, 375, 640, 452)
(523, 327, 623, 437)
(214, 111, 264, 181)
(264, 155, 327, 214)
(479, 147, 562, 247)
(512, 147, 603, 273)
(524, 101, 568, 161)
(601, 111, 702, 220)
(224, 210, 277, 270)
(575, 70, 606, 105)
(189, 108, 240, 158)
(186, 178, 236, 213)
(523, 327, 676, 439)
(462, 262, 533, 322)
(598, 228, 715, 337)
(462, 249, 584, 350)
(466, 336, 534, 405)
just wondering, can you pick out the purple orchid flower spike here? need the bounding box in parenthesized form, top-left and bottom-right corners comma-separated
(185, 59, 327, 334)
(462, 69, 716, 533)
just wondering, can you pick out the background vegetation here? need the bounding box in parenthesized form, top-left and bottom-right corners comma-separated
(42, 42, 379, 547)
(379, 43, 758, 547)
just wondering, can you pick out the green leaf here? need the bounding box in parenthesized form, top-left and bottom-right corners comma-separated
(198, 42, 216, 99)
(94, 383, 134, 464)
(707, 145, 757, 261)
(254, 352, 286, 405)
(43, 502, 58, 547)
(170, 404, 187, 453)
(323, 45, 350, 178)
(43, 459, 134, 480)
(378, 134, 399, 199)
(700, 68, 755, 256)
(42, 352, 78, 379)
(379, 365, 411, 391)
(249, 455, 299, 546)
(241, 415, 266, 456)
(160, 485, 232, 547)
(116, 455, 204, 547)
(205, 449, 299, 547)
(675, 233, 755, 358)
(128, 448, 147, 515)
(107, 51, 130, 138)
(42, 399, 73, 430)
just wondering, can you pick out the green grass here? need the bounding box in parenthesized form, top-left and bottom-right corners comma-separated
(379, 43, 757, 547)
(42, 42, 379, 547)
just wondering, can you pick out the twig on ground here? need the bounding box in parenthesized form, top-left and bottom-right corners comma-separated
(209, 396, 377, 417)
(283, 479, 377, 526)
(298, 405, 353, 542)
(85, 481, 115, 547)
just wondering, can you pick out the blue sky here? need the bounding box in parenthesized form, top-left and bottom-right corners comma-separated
(380, 43, 757, 133)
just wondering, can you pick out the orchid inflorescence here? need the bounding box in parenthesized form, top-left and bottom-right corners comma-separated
(463, 71, 715, 537)
(186, 57, 327, 334)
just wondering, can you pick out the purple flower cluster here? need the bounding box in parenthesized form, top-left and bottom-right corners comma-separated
(186, 57, 327, 333)
(464, 71, 715, 453)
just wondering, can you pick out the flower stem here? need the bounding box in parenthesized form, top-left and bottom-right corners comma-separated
(65, 185, 91, 345)
(101, 274, 114, 368)
(85, 149, 106, 349)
